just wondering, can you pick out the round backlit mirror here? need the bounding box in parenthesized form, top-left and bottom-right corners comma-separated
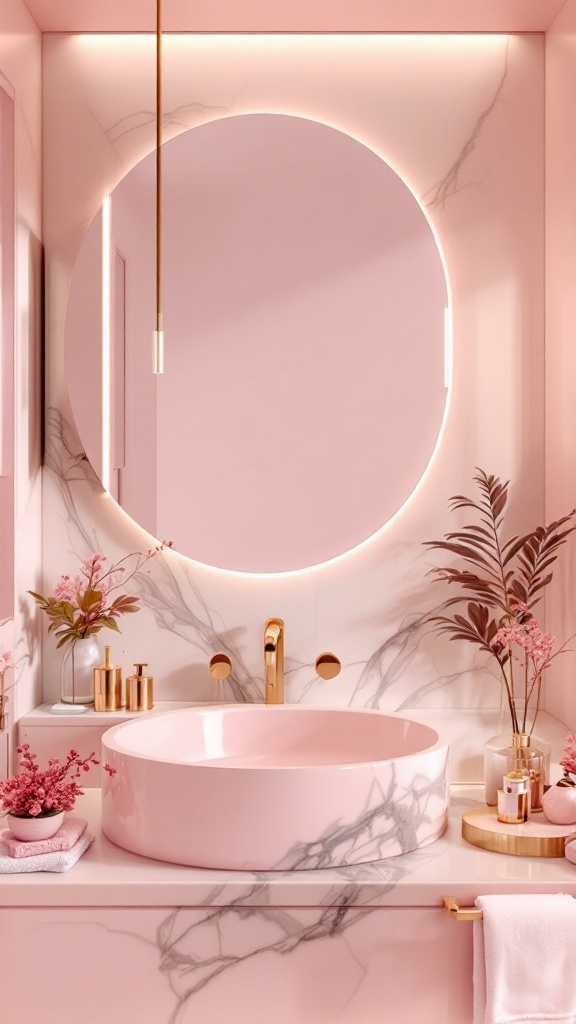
(65, 114, 449, 573)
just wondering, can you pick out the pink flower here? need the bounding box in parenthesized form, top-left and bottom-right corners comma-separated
(80, 553, 106, 578)
(493, 618, 556, 671)
(0, 745, 105, 818)
(53, 574, 82, 602)
(560, 734, 576, 777)
(0, 649, 13, 670)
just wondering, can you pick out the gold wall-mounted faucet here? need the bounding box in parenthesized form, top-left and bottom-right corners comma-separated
(264, 618, 284, 704)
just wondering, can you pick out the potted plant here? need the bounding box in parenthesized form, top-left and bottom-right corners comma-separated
(0, 744, 116, 842)
(424, 469, 576, 802)
(29, 544, 170, 704)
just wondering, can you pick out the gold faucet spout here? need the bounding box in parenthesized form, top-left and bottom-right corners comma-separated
(264, 618, 284, 705)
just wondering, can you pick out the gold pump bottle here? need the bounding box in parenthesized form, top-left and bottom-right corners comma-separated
(94, 646, 122, 711)
(125, 663, 154, 711)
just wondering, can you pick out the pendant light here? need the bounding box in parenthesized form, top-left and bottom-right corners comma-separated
(152, 0, 165, 374)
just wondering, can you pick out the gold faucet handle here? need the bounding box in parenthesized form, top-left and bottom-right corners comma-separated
(315, 653, 341, 680)
(209, 654, 232, 680)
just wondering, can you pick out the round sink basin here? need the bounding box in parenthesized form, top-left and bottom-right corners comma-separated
(101, 705, 449, 871)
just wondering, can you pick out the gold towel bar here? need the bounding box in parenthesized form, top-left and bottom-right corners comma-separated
(443, 897, 483, 921)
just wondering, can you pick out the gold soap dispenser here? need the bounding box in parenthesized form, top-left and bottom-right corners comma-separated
(94, 646, 122, 711)
(126, 663, 154, 711)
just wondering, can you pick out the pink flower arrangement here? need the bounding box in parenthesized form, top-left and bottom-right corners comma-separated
(560, 734, 576, 779)
(0, 744, 116, 819)
(29, 544, 172, 649)
(490, 604, 569, 735)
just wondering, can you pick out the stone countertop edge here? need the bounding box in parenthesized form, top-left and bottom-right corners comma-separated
(0, 787, 576, 908)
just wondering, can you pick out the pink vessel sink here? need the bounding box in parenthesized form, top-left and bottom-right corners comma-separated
(101, 705, 449, 870)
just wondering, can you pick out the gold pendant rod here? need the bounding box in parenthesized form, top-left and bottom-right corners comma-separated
(156, 0, 162, 331)
(153, 0, 165, 373)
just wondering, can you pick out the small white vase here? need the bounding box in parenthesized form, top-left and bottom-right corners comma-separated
(7, 810, 65, 841)
(60, 636, 99, 705)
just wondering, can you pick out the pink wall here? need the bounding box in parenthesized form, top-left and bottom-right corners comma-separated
(0, 0, 43, 766)
(22, 0, 565, 32)
(0, 80, 14, 624)
(543, 1, 576, 729)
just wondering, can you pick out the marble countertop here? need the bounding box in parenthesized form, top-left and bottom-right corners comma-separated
(1, 787, 576, 908)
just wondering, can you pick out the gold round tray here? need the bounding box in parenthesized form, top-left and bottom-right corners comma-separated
(462, 805, 576, 857)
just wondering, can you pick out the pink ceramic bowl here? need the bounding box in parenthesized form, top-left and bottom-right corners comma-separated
(101, 705, 449, 870)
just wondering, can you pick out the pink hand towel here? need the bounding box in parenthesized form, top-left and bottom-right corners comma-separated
(0, 815, 87, 858)
(0, 831, 93, 873)
(474, 893, 576, 1024)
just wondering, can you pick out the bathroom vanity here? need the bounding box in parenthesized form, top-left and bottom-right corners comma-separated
(1, 787, 576, 1024)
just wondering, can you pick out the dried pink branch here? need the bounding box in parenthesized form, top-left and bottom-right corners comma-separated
(28, 542, 173, 650)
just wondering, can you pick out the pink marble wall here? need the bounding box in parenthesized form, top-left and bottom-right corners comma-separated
(0, 0, 43, 771)
(41, 34, 547, 726)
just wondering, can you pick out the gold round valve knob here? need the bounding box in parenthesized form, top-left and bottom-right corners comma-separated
(314, 653, 341, 680)
(209, 653, 232, 680)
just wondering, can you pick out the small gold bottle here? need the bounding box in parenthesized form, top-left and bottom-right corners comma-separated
(94, 646, 122, 712)
(125, 663, 154, 711)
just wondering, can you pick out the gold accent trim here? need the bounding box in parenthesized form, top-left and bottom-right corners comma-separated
(209, 653, 232, 681)
(462, 805, 575, 857)
(443, 897, 483, 922)
(315, 653, 341, 680)
(513, 732, 530, 748)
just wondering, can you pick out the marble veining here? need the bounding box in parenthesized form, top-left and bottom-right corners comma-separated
(45, 407, 459, 712)
(425, 38, 509, 209)
(105, 103, 233, 148)
(273, 764, 449, 871)
(155, 902, 377, 1024)
(4, 900, 469, 1024)
(45, 408, 262, 702)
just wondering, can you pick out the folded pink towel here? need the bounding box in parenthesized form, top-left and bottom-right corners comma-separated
(0, 831, 93, 872)
(0, 816, 87, 858)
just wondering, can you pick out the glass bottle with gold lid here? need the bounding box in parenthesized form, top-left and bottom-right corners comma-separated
(498, 733, 545, 810)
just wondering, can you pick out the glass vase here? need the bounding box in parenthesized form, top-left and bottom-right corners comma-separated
(60, 637, 99, 705)
(484, 716, 550, 806)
